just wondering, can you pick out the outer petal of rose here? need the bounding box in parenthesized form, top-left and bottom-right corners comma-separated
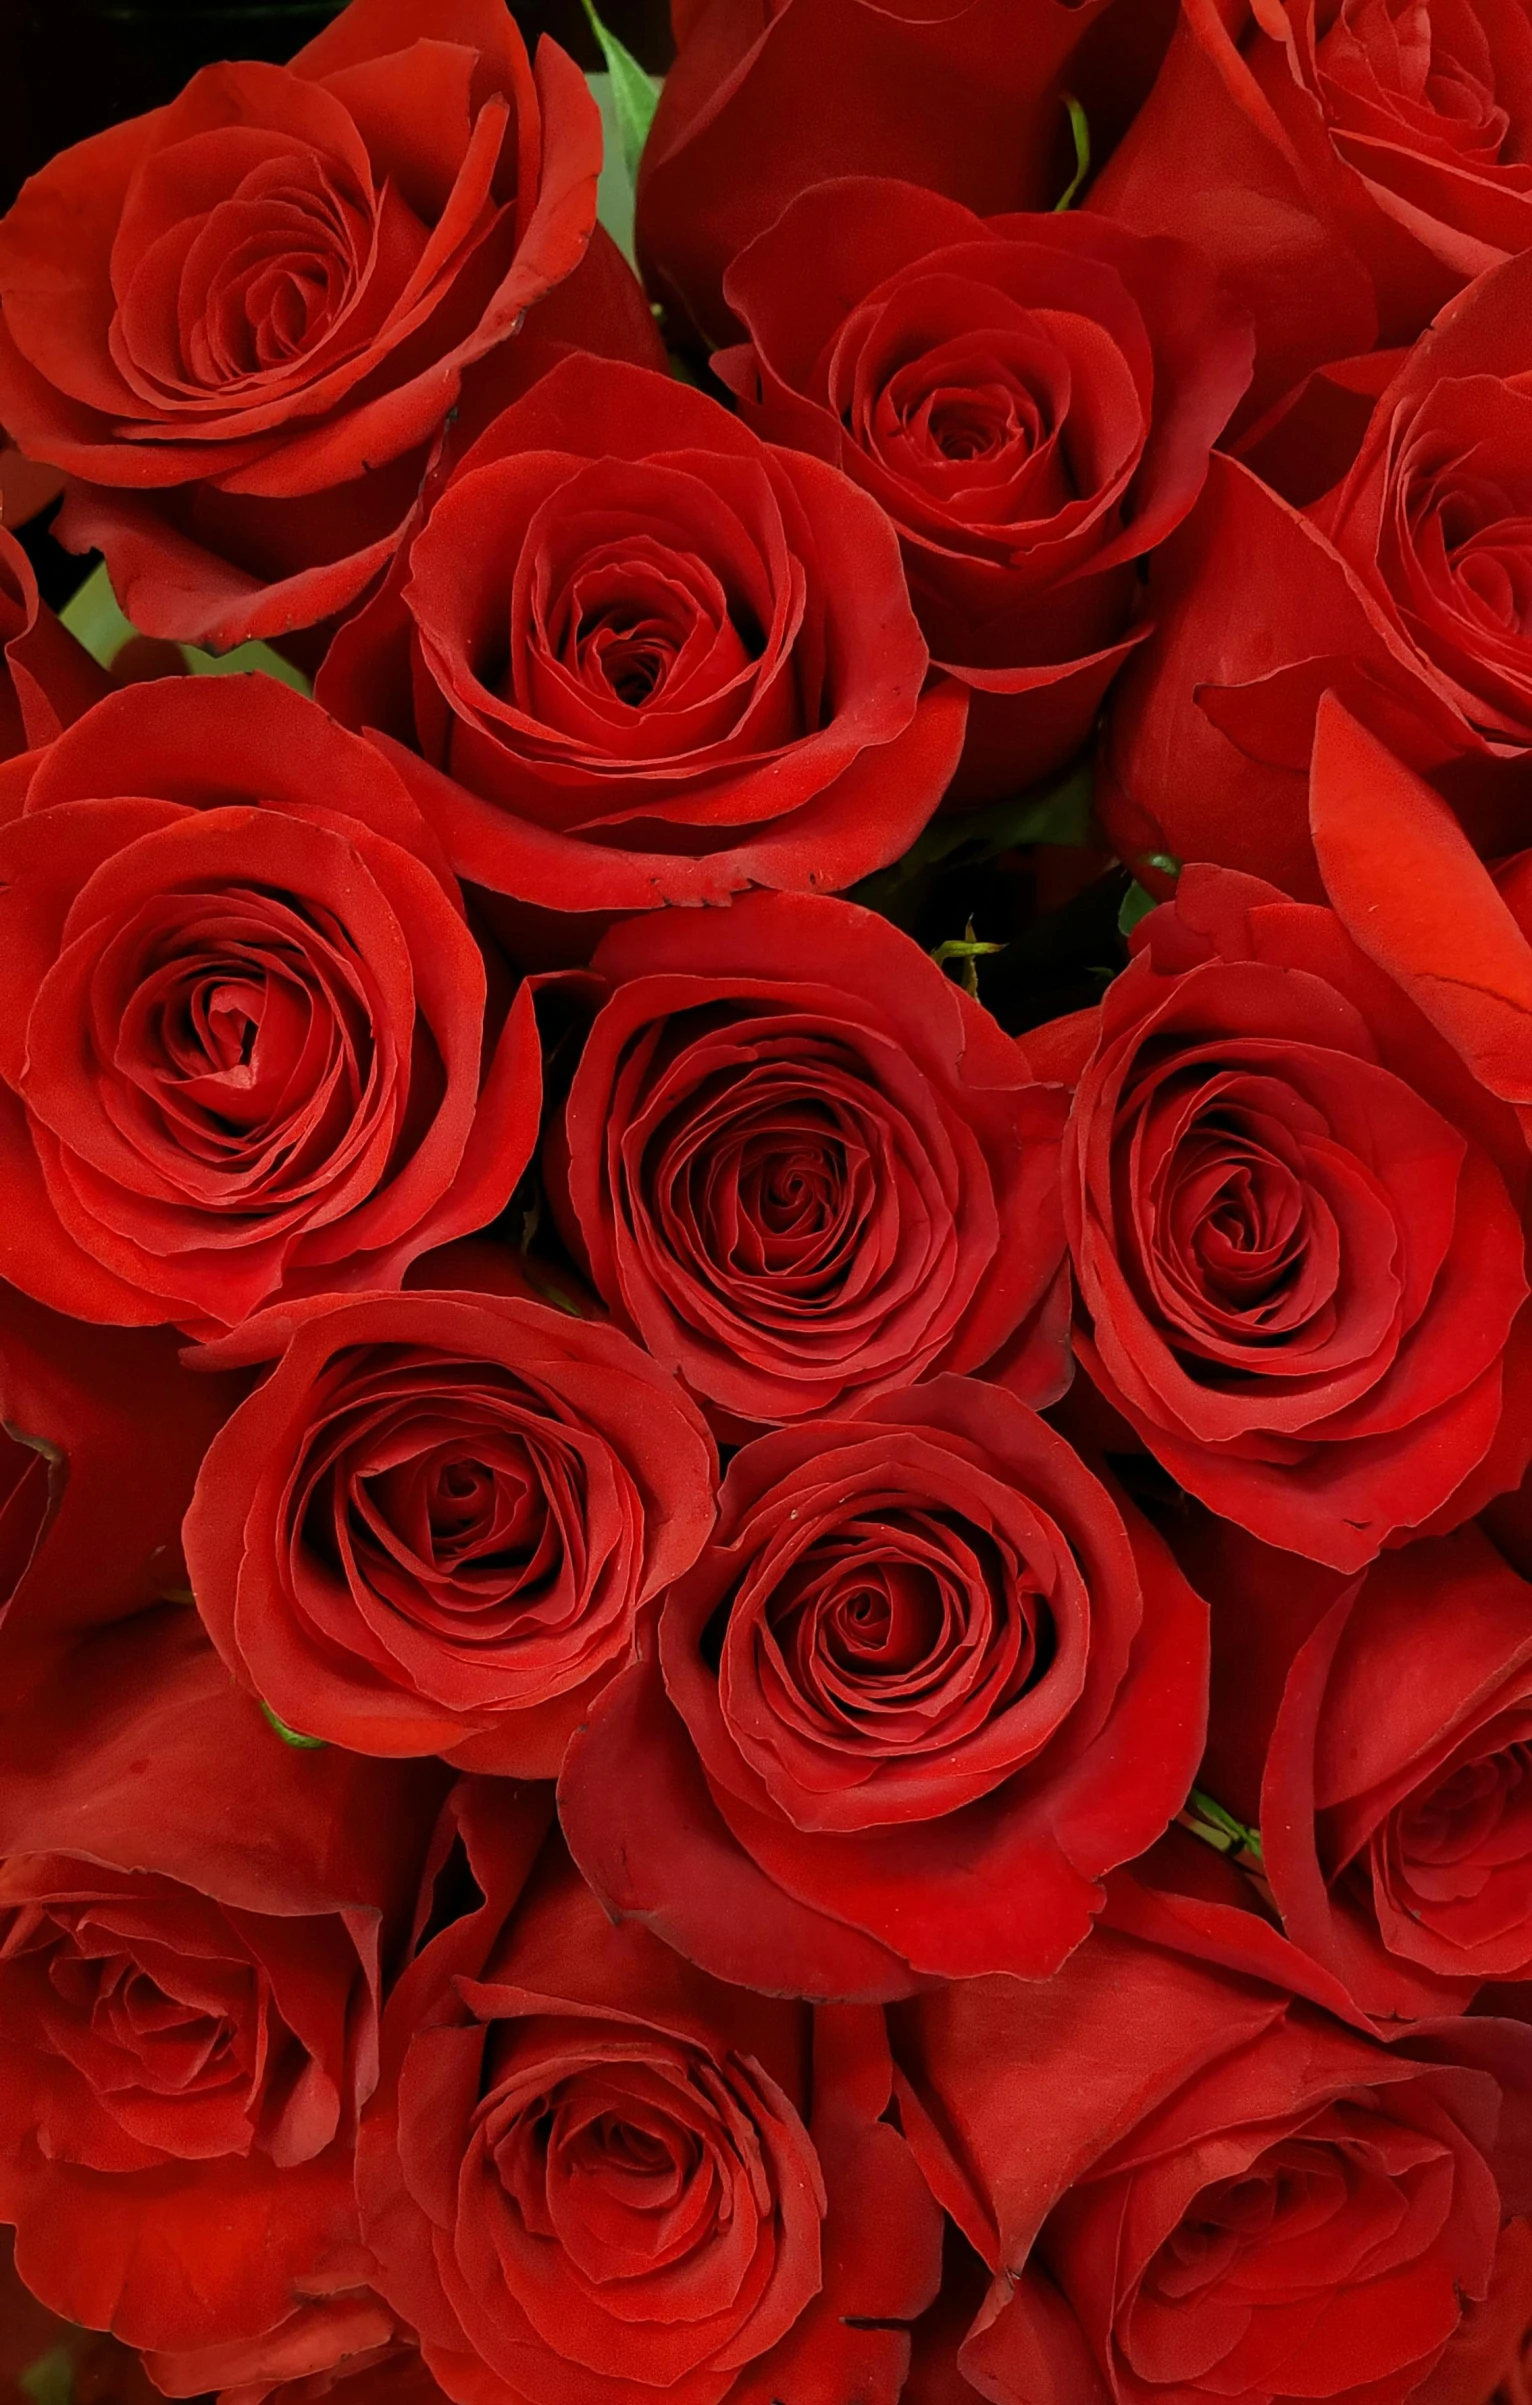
(1096, 450, 1480, 902)
(558, 1654, 924, 2003)
(144, 2286, 402, 2399)
(0, 1078, 176, 1324)
(1408, 2218, 1532, 2405)
(0, 1277, 243, 1689)
(369, 676, 968, 913)
(954, 2261, 1112, 2405)
(0, 526, 111, 747)
(1086, 0, 1379, 421)
(1311, 697, 1532, 1120)
(889, 1930, 1288, 2266)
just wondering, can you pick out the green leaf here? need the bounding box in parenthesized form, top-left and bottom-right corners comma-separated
(60, 560, 134, 668)
(583, 0, 661, 182)
(59, 559, 311, 694)
(20, 2351, 74, 2405)
(1118, 880, 1158, 939)
(1138, 851, 1182, 879)
(1054, 93, 1091, 211)
(260, 1698, 327, 1750)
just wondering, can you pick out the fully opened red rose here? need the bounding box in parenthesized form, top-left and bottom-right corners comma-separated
(183, 1284, 716, 1774)
(559, 1376, 1208, 1998)
(358, 1780, 942, 2405)
(549, 891, 1068, 1431)
(0, 676, 540, 1335)
(716, 179, 1252, 803)
(316, 355, 966, 916)
(0, 1611, 442, 2355)
(1092, 0, 1532, 418)
(0, 0, 616, 652)
(892, 1902, 1532, 2405)
(1063, 860, 1532, 1569)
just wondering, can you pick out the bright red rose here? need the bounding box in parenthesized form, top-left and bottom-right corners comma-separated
(1090, 0, 1532, 422)
(1098, 246, 1532, 902)
(357, 1778, 943, 2405)
(0, 1610, 444, 2355)
(558, 1376, 1208, 1998)
(0, 676, 540, 1335)
(317, 355, 965, 916)
(1063, 859, 1532, 1571)
(892, 1884, 1532, 2405)
(633, 0, 1177, 350)
(713, 180, 1252, 805)
(0, 1277, 244, 1700)
(0, 0, 625, 652)
(182, 1283, 716, 1774)
(547, 891, 1068, 1431)
(1248, 1525, 1532, 2019)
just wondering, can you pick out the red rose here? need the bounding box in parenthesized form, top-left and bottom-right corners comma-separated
(892, 1881, 1532, 2405)
(0, 676, 540, 1334)
(1246, 1525, 1532, 2019)
(183, 1283, 716, 1774)
(0, 1277, 243, 1700)
(633, 0, 1176, 350)
(558, 1375, 1208, 1997)
(357, 1778, 943, 2405)
(0, 0, 627, 654)
(0, 1610, 443, 2354)
(547, 892, 1068, 1430)
(713, 181, 1251, 806)
(1091, 0, 1532, 421)
(1064, 854, 1532, 1569)
(317, 355, 965, 916)
(1098, 246, 1532, 903)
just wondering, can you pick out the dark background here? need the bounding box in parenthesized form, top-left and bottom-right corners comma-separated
(0, 0, 675, 211)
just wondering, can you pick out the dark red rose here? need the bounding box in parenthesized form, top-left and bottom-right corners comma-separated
(1246, 1525, 1532, 2018)
(0, 0, 632, 653)
(183, 1283, 716, 1774)
(357, 1778, 943, 2405)
(1091, 0, 1532, 423)
(1062, 859, 1532, 1569)
(547, 891, 1068, 1431)
(633, 0, 1177, 351)
(891, 1873, 1532, 2405)
(558, 1375, 1208, 1998)
(316, 355, 965, 916)
(0, 676, 540, 1335)
(0, 2231, 164, 2405)
(0, 1277, 244, 1700)
(1098, 246, 1532, 903)
(713, 180, 1251, 806)
(0, 1610, 443, 2354)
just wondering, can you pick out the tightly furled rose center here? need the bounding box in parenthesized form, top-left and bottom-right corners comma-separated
(101, 883, 380, 1201)
(718, 1499, 1055, 1784)
(299, 1349, 631, 1658)
(1371, 1718, 1532, 1956)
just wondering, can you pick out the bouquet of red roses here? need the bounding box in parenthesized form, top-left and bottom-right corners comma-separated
(2, 2, 1532, 2400)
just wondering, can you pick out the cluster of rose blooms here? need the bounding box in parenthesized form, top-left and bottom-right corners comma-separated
(1, 0, 1532, 2402)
